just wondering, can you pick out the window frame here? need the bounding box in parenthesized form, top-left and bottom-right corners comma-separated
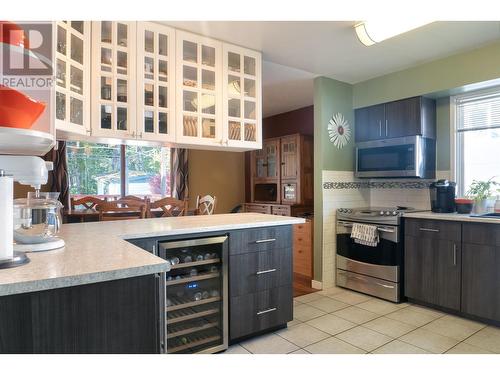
(451, 85, 500, 196)
(66, 141, 171, 197)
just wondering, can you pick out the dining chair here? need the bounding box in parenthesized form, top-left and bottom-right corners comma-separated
(149, 197, 188, 217)
(96, 198, 147, 221)
(70, 196, 107, 210)
(195, 195, 216, 215)
(122, 195, 152, 217)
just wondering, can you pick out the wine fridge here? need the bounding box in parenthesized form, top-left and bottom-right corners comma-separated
(159, 236, 228, 354)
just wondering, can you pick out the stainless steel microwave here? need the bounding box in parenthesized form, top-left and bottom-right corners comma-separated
(355, 136, 435, 179)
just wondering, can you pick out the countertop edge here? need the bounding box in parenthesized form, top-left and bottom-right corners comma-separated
(120, 218, 306, 240)
(403, 211, 500, 224)
(0, 262, 169, 297)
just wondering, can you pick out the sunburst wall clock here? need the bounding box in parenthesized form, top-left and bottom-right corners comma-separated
(327, 112, 351, 149)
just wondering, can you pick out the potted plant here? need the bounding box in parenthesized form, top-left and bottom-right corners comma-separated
(465, 177, 500, 215)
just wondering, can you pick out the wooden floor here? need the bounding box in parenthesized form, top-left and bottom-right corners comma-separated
(293, 273, 320, 297)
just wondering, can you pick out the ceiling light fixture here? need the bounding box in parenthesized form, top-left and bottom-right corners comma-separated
(355, 20, 433, 46)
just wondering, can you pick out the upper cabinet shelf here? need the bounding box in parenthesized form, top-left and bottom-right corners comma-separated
(54, 22, 262, 151)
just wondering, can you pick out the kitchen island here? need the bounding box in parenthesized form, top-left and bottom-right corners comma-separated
(0, 213, 303, 353)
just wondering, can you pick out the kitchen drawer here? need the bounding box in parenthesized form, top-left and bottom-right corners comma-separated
(244, 203, 272, 214)
(293, 220, 313, 278)
(229, 225, 292, 255)
(229, 285, 292, 341)
(404, 218, 461, 241)
(271, 205, 291, 216)
(229, 248, 292, 297)
(462, 223, 500, 246)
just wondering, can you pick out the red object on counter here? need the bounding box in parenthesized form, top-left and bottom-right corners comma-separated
(0, 85, 46, 129)
(455, 198, 474, 204)
(0, 21, 29, 48)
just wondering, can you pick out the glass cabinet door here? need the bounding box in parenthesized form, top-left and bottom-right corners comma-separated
(55, 21, 90, 135)
(91, 21, 136, 138)
(223, 44, 262, 149)
(176, 31, 222, 146)
(136, 22, 175, 142)
(254, 148, 267, 179)
(266, 141, 278, 178)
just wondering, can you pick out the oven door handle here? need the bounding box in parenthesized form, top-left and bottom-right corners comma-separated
(338, 221, 395, 233)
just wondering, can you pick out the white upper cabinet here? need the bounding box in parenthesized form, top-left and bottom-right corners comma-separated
(55, 21, 91, 135)
(136, 22, 176, 142)
(222, 44, 262, 150)
(91, 21, 137, 139)
(55, 22, 262, 151)
(175, 31, 223, 147)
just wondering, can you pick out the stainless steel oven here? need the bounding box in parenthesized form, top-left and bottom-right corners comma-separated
(335, 207, 411, 302)
(355, 135, 435, 179)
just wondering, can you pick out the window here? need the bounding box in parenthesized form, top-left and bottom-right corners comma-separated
(453, 88, 500, 196)
(67, 141, 171, 199)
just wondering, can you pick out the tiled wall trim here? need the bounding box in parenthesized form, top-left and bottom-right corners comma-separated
(323, 180, 434, 190)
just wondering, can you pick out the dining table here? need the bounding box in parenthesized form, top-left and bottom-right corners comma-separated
(64, 207, 197, 223)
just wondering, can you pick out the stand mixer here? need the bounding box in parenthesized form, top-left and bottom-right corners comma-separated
(0, 155, 65, 269)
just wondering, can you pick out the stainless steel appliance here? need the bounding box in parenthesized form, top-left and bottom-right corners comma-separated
(429, 180, 456, 213)
(336, 206, 419, 302)
(159, 236, 228, 354)
(355, 135, 435, 178)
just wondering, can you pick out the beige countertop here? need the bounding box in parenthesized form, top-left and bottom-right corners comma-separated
(0, 213, 304, 297)
(403, 211, 500, 224)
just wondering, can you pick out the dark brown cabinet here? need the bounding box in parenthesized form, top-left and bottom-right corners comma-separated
(355, 96, 436, 142)
(461, 223, 500, 321)
(249, 134, 313, 206)
(0, 276, 161, 354)
(229, 225, 293, 342)
(354, 104, 385, 142)
(404, 219, 462, 311)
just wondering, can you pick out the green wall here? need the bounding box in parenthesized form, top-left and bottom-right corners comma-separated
(436, 97, 451, 171)
(313, 77, 354, 281)
(353, 40, 500, 109)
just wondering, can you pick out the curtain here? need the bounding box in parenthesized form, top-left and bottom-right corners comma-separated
(44, 140, 70, 209)
(171, 148, 189, 200)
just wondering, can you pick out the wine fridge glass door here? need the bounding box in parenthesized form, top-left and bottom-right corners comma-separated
(159, 236, 228, 354)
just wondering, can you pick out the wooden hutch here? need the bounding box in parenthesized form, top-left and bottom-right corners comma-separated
(244, 133, 314, 284)
(244, 133, 313, 216)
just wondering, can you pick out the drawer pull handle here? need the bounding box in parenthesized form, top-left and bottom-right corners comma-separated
(419, 228, 439, 232)
(453, 243, 457, 266)
(256, 307, 277, 316)
(256, 268, 277, 275)
(254, 238, 276, 244)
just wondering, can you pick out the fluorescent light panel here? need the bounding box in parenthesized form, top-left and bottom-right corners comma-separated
(355, 20, 433, 46)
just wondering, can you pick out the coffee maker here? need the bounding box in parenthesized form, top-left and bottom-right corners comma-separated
(429, 180, 456, 213)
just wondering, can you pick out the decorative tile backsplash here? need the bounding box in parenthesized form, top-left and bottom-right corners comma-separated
(323, 180, 434, 190)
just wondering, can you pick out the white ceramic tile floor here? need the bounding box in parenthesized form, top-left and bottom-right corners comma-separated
(223, 287, 500, 354)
